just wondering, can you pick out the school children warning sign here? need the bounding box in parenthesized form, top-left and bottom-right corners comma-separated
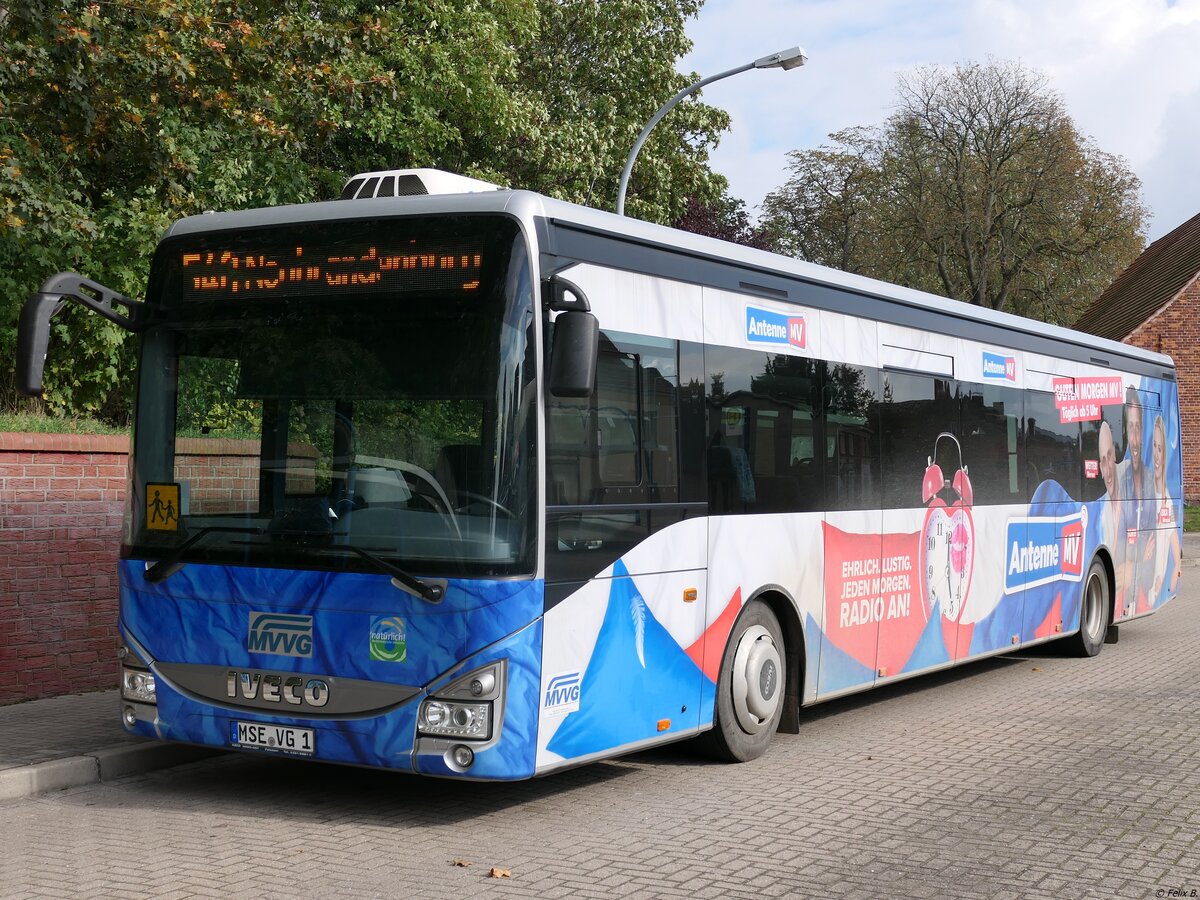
(146, 482, 181, 531)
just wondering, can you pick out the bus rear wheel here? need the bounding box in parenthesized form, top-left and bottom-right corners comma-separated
(698, 600, 786, 762)
(1069, 559, 1111, 658)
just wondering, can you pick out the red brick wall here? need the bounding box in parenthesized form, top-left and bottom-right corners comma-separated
(0, 432, 288, 705)
(1125, 273, 1200, 502)
(0, 433, 128, 704)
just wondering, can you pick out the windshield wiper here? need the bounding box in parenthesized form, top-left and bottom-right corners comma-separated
(144, 526, 267, 583)
(145, 525, 443, 602)
(336, 544, 445, 603)
(267, 528, 444, 602)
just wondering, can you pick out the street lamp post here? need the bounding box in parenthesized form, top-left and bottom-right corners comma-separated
(615, 46, 807, 217)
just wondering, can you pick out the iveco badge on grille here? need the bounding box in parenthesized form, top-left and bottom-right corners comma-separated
(226, 671, 330, 707)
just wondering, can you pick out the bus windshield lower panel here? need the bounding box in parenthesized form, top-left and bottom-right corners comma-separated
(126, 215, 537, 577)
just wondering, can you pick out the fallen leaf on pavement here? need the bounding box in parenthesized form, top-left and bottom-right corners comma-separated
(489, 867, 512, 879)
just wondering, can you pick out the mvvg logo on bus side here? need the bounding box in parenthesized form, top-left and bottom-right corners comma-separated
(247, 612, 313, 658)
(746, 306, 806, 349)
(544, 671, 582, 716)
(1002, 511, 1086, 593)
(982, 351, 1017, 382)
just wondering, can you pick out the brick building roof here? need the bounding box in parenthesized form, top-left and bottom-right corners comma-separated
(1074, 210, 1200, 340)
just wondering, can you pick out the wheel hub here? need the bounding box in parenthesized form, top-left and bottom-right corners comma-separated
(731, 625, 783, 733)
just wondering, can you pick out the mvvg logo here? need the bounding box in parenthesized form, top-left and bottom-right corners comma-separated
(247, 612, 313, 658)
(544, 671, 581, 715)
(982, 351, 1016, 382)
(746, 306, 806, 349)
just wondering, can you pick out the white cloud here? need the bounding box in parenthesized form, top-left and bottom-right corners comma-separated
(682, 0, 1200, 239)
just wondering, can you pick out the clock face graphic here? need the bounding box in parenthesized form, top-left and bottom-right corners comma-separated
(917, 433, 975, 625)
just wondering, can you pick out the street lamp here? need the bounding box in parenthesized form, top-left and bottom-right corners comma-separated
(615, 46, 807, 217)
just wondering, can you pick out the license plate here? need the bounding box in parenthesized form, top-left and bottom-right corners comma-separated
(230, 721, 315, 756)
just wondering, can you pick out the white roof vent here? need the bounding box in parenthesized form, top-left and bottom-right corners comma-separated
(340, 168, 502, 200)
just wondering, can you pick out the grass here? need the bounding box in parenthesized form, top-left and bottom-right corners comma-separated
(1184, 505, 1200, 534)
(0, 412, 128, 436)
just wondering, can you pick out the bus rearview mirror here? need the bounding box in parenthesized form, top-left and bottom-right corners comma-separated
(549, 310, 599, 398)
(15, 272, 145, 396)
(16, 293, 64, 397)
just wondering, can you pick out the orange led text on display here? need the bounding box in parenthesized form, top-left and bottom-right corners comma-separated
(181, 246, 484, 296)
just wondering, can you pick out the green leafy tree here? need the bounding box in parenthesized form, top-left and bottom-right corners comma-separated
(1, 0, 727, 418)
(673, 189, 769, 249)
(510, 0, 729, 221)
(761, 60, 1147, 324)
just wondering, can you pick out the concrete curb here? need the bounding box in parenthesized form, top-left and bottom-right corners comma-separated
(0, 743, 221, 802)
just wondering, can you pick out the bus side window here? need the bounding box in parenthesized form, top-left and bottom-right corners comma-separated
(705, 346, 818, 515)
(824, 364, 881, 511)
(958, 382, 1024, 506)
(880, 372, 958, 510)
(1024, 390, 1081, 501)
(546, 331, 681, 506)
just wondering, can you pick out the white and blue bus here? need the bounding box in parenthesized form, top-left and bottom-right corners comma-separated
(17, 169, 1183, 777)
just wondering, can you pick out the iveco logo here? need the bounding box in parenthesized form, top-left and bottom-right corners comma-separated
(248, 612, 313, 657)
(226, 671, 330, 708)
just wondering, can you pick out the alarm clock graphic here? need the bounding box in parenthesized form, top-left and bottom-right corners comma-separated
(917, 433, 975, 626)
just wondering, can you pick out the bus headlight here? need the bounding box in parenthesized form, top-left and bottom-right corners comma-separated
(121, 667, 157, 704)
(417, 699, 491, 739)
(417, 660, 505, 741)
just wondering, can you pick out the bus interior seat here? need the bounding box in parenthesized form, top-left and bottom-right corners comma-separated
(353, 468, 412, 507)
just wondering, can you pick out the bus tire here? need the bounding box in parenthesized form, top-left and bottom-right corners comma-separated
(1069, 558, 1111, 658)
(698, 600, 786, 762)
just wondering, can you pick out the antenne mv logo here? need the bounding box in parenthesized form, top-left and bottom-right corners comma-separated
(1002, 509, 1087, 593)
(248, 612, 313, 657)
(745, 306, 807, 349)
(982, 351, 1017, 382)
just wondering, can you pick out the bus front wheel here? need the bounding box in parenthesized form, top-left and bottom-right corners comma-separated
(699, 600, 786, 762)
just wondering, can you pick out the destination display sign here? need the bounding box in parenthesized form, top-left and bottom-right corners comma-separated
(179, 241, 486, 300)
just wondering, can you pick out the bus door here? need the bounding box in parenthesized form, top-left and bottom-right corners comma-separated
(1020, 389, 1084, 639)
(879, 370, 967, 674)
(818, 362, 885, 696)
(540, 327, 708, 762)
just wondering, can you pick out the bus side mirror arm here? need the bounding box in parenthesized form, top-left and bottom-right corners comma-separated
(545, 276, 598, 399)
(16, 272, 146, 397)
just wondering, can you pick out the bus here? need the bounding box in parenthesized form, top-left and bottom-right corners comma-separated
(17, 168, 1183, 778)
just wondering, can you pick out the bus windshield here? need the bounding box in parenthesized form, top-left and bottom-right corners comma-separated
(126, 214, 537, 577)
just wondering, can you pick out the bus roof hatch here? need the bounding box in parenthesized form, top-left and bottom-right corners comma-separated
(340, 168, 502, 201)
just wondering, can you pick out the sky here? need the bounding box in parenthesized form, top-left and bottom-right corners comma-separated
(681, 0, 1200, 242)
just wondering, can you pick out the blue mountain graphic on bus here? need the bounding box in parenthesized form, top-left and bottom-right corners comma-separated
(546, 561, 704, 760)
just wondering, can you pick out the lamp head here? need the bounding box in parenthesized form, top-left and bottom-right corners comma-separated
(754, 46, 807, 71)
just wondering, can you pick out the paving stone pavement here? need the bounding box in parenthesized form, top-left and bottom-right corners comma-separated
(0, 691, 137, 771)
(1, 563, 1197, 897)
(0, 691, 216, 801)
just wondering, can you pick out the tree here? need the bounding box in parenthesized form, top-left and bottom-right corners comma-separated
(673, 190, 770, 249)
(511, 0, 728, 222)
(761, 60, 1147, 324)
(1, 0, 728, 418)
(1, 0, 542, 417)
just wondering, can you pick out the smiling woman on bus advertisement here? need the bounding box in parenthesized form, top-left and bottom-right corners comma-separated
(1151, 414, 1181, 602)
